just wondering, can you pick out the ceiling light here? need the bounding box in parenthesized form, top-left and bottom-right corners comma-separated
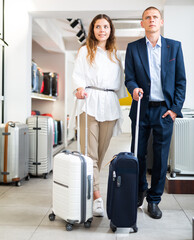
(78, 35, 85, 43)
(70, 19, 79, 28)
(76, 29, 83, 38)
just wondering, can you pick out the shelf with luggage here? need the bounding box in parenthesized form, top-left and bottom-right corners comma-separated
(31, 61, 59, 99)
(31, 92, 57, 101)
(31, 60, 66, 156)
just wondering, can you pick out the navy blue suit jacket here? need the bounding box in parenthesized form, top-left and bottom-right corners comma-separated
(125, 36, 186, 121)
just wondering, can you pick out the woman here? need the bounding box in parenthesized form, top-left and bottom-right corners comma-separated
(72, 14, 127, 217)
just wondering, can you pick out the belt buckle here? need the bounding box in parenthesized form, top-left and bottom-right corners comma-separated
(149, 101, 165, 107)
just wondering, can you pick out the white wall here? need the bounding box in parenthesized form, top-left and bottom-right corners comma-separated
(4, 0, 32, 123)
(0, 0, 2, 35)
(164, 4, 194, 109)
(28, 0, 164, 13)
(31, 40, 65, 120)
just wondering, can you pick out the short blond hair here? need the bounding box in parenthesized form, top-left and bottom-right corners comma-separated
(142, 6, 162, 19)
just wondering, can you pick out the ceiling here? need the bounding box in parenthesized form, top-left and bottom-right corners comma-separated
(31, 3, 166, 52)
(32, 15, 145, 52)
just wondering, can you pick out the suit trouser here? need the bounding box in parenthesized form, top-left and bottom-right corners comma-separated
(80, 113, 116, 192)
(131, 104, 174, 204)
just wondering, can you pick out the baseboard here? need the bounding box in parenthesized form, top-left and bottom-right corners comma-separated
(165, 174, 194, 194)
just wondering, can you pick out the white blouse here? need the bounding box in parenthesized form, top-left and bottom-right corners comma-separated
(71, 45, 127, 136)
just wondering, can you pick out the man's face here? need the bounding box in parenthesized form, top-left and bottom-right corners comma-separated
(141, 9, 163, 34)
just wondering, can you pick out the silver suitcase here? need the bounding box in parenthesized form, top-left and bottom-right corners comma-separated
(49, 99, 93, 231)
(0, 122, 29, 186)
(27, 116, 53, 178)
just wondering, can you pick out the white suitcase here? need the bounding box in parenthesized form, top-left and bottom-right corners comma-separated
(27, 116, 53, 178)
(49, 99, 93, 231)
(0, 122, 29, 186)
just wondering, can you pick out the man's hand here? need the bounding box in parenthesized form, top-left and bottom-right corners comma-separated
(162, 110, 177, 121)
(75, 87, 88, 99)
(133, 88, 144, 101)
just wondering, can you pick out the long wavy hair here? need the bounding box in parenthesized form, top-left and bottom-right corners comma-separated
(86, 14, 118, 65)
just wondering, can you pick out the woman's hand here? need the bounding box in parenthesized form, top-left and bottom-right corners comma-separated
(75, 87, 88, 99)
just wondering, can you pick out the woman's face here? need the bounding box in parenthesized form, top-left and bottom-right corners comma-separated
(93, 18, 111, 44)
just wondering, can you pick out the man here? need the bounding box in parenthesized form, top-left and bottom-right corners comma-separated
(125, 6, 186, 219)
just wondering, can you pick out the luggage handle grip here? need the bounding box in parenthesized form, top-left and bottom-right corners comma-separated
(72, 151, 81, 155)
(62, 150, 82, 157)
(62, 150, 71, 154)
(2, 132, 11, 136)
(87, 175, 92, 199)
(33, 127, 41, 130)
(1, 172, 9, 175)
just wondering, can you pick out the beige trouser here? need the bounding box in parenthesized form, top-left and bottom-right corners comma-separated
(80, 113, 116, 192)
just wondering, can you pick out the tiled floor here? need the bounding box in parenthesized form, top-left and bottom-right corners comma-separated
(0, 134, 193, 240)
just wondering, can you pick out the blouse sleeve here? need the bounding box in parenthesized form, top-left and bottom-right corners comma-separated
(72, 46, 87, 93)
(115, 54, 128, 99)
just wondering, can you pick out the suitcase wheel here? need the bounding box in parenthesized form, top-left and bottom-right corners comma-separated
(133, 226, 138, 233)
(110, 221, 117, 232)
(43, 173, 48, 179)
(25, 175, 30, 181)
(170, 172, 176, 178)
(66, 223, 73, 231)
(84, 220, 91, 228)
(49, 213, 56, 221)
(16, 181, 21, 187)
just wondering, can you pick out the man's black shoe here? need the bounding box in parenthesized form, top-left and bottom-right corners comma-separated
(147, 203, 162, 219)
(137, 189, 147, 207)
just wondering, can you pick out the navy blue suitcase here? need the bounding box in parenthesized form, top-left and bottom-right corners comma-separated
(106, 93, 141, 233)
(107, 152, 138, 232)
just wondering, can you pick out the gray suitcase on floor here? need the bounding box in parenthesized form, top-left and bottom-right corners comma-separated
(27, 116, 53, 178)
(0, 122, 29, 186)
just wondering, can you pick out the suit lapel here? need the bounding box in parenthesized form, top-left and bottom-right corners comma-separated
(138, 38, 150, 80)
(161, 37, 170, 85)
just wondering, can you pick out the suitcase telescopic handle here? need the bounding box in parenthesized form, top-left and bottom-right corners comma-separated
(134, 92, 141, 158)
(77, 98, 88, 156)
(87, 175, 92, 199)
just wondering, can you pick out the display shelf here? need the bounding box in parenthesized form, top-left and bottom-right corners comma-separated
(31, 92, 57, 101)
(53, 143, 65, 156)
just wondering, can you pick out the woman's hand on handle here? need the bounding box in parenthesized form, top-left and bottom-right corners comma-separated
(75, 88, 88, 99)
(133, 88, 144, 101)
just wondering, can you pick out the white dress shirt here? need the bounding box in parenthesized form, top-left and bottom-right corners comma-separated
(146, 36, 165, 101)
(71, 45, 127, 136)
